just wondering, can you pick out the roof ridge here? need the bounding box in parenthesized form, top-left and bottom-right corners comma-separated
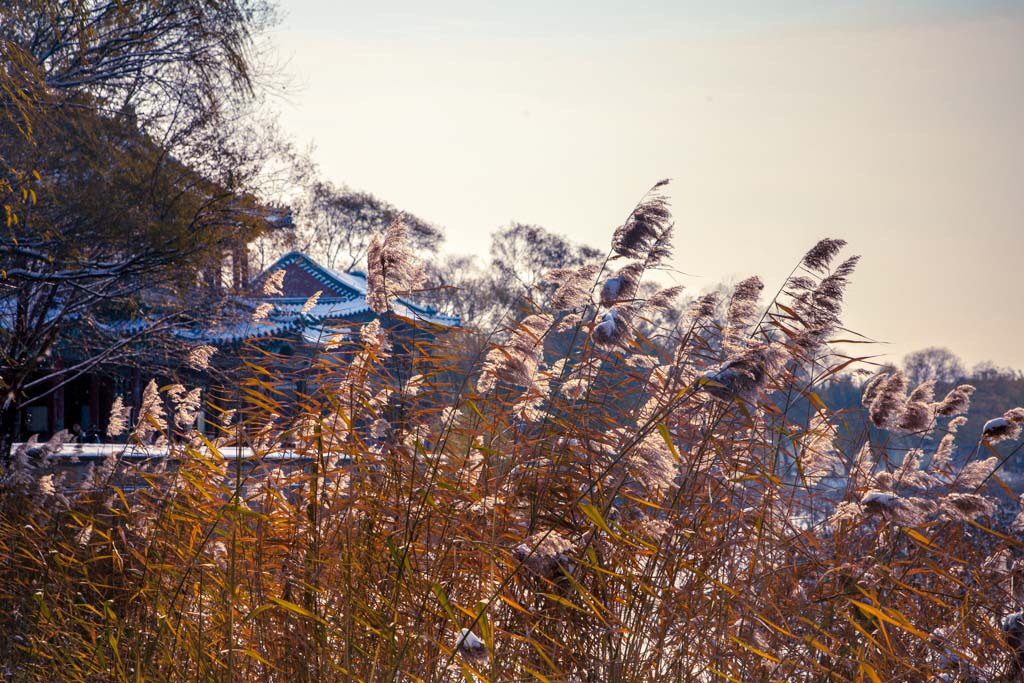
(253, 250, 459, 327)
(256, 251, 367, 298)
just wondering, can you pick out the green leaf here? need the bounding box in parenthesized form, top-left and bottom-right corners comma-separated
(432, 583, 457, 622)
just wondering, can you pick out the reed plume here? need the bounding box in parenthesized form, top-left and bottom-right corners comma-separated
(366, 219, 425, 314)
(611, 180, 673, 262)
(3, 181, 1023, 683)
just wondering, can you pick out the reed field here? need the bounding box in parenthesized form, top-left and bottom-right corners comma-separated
(3, 185, 1024, 682)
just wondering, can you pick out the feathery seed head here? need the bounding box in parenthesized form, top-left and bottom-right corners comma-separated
(75, 523, 93, 548)
(850, 442, 876, 488)
(187, 345, 217, 371)
(907, 379, 937, 405)
(860, 372, 888, 409)
(360, 318, 391, 357)
(982, 408, 1024, 443)
(646, 284, 684, 315)
(931, 434, 957, 472)
(939, 492, 996, 521)
(934, 385, 975, 417)
(262, 268, 285, 296)
(611, 181, 674, 262)
(252, 302, 274, 322)
(36, 473, 56, 498)
(366, 220, 424, 314)
(477, 314, 551, 392)
(106, 395, 130, 438)
(727, 276, 764, 327)
(515, 530, 576, 577)
(699, 343, 783, 403)
(800, 413, 843, 484)
(547, 263, 600, 309)
(829, 501, 865, 526)
(691, 292, 719, 321)
(173, 387, 202, 431)
(628, 432, 678, 494)
(802, 238, 847, 272)
(723, 275, 764, 352)
(895, 449, 936, 489)
(300, 290, 322, 316)
(134, 379, 167, 441)
(867, 372, 908, 429)
(957, 456, 998, 489)
(896, 399, 934, 433)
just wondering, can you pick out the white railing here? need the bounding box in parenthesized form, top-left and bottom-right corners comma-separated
(10, 443, 319, 461)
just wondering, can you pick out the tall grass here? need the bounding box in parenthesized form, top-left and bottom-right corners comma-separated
(2, 185, 1023, 682)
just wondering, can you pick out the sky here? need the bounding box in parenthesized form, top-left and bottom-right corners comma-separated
(267, 1, 1024, 371)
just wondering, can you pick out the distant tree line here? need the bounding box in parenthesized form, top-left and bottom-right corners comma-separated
(818, 347, 1024, 472)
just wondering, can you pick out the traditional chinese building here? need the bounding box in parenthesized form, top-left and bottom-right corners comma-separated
(16, 251, 458, 441)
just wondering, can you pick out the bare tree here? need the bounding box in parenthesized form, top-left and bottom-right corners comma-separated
(489, 222, 602, 311)
(903, 347, 966, 385)
(421, 255, 496, 326)
(417, 223, 602, 330)
(0, 0, 285, 455)
(1, 0, 274, 139)
(291, 180, 443, 273)
(971, 361, 1021, 381)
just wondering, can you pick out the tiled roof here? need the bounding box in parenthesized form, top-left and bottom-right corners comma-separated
(8, 252, 459, 347)
(256, 251, 459, 327)
(178, 317, 303, 345)
(255, 251, 366, 300)
(185, 252, 459, 346)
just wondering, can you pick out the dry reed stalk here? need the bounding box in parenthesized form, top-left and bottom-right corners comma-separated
(2, 183, 1024, 683)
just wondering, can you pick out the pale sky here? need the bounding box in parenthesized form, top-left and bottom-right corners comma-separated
(268, 1, 1024, 370)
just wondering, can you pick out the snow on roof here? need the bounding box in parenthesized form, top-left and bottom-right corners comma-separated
(176, 252, 458, 345)
(179, 318, 303, 345)
(270, 299, 371, 318)
(256, 251, 366, 300)
(253, 251, 459, 327)
(6, 252, 458, 347)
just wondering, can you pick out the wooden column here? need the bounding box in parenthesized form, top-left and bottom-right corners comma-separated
(53, 378, 65, 433)
(88, 374, 100, 431)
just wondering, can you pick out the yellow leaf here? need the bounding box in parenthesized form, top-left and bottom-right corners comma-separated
(860, 661, 883, 683)
(849, 599, 930, 641)
(657, 423, 680, 461)
(904, 527, 934, 548)
(579, 502, 616, 537)
(432, 583, 457, 622)
(806, 392, 827, 412)
(268, 597, 327, 625)
(524, 667, 554, 683)
(728, 635, 780, 663)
